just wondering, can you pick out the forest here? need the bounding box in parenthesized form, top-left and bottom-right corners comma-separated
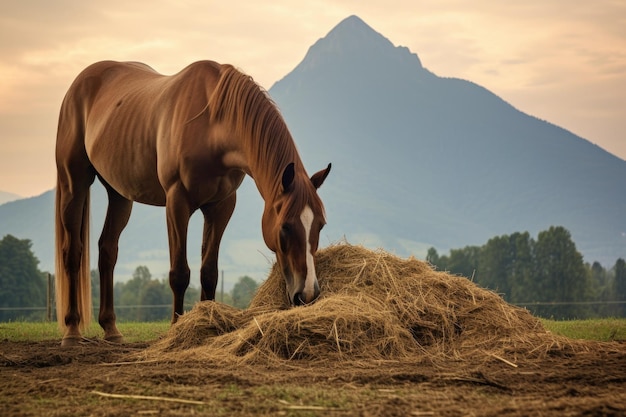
(427, 226, 626, 318)
(0, 234, 258, 322)
(1, 225, 624, 321)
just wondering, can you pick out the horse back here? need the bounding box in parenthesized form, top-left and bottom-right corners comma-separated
(57, 60, 224, 205)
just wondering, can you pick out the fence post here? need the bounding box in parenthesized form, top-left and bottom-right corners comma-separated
(46, 273, 53, 322)
(220, 270, 224, 303)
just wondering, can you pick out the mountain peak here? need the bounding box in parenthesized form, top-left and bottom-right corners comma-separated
(325, 15, 392, 50)
(276, 15, 423, 85)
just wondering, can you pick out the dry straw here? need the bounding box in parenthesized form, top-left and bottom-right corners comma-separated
(145, 243, 585, 365)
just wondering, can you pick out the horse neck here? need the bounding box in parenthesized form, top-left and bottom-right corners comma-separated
(207, 64, 305, 203)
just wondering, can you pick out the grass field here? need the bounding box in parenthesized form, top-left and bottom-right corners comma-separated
(0, 320, 170, 342)
(541, 318, 626, 342)
(1, 318, 625, 343)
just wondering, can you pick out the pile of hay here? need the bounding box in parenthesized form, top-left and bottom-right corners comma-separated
(145, 243, 578, 365)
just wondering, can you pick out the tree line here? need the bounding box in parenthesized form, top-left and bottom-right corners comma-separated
(426, 226, 626, 319)
(0, 235, 47, 321)
(1, 226, 625, 321)
(91, 265, 259, 321)
(0, 234, 259, 322)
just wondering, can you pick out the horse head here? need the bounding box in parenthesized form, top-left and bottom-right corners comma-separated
(262, 162, 331, 306)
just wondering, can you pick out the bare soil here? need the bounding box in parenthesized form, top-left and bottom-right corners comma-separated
(1, 338, 625, 416)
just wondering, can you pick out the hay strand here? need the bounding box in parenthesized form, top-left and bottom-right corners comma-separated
(91, 391, 205, 405)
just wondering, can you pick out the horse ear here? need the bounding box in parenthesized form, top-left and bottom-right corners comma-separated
(311, 163, 331, 189)
(281, 162, 295, 193)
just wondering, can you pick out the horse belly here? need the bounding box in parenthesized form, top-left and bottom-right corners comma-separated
(117, 175, 167, 206)
(103, 166, 166, 206)
(87, 139, 167, 206)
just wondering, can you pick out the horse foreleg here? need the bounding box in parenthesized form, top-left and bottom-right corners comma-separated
(166, 185, 193, 323)
(97, 186, 133, 342)
(199, 193, 237, 301)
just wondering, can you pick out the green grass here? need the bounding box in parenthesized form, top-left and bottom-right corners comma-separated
(542, 318, 626, 342)
(0, 320, 170, 343)
(1, 318, 625, 343)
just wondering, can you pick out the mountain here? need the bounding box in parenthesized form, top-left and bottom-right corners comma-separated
(270, 15, 626, 265)
(1, 15, 625, 287)
(0, 191, 22, 205)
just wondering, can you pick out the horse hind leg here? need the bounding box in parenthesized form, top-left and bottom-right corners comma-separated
(97, 184, 133, 343)
(55, 164, 95, 347)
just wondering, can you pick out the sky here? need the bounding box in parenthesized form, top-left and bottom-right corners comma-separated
(1, 0, 625, 198)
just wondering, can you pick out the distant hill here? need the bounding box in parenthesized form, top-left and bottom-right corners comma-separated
(0, 180, 268, 289)
(0, 191, 22, 205)
(1, 15, 624, 288)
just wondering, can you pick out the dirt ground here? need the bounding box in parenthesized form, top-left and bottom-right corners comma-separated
(1, 338, 625, 417)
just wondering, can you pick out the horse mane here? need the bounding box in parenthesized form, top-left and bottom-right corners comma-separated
(208, 65, 296, 193)
(207, 65, 324, 219)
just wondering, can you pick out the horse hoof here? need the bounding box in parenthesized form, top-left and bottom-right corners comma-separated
(105, 335, 125, 344)
(60, 336, 82, 347)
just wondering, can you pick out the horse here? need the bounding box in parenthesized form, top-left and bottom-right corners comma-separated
(55, 60, 331, 347)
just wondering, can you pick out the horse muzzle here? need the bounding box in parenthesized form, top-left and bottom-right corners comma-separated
(291, 280, 320, 306)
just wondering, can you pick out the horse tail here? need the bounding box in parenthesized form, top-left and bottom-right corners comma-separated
(55, 171, 92, 333)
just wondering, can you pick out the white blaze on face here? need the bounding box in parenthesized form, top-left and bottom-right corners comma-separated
(299, 205, 317, 302)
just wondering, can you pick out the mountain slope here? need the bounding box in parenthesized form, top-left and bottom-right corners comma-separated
(270, 15, 626, 264)
(0, 191, 22, 205)
(0, 178, 270, 288)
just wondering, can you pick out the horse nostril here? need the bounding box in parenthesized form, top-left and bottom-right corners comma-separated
(293, 293, 305, 306)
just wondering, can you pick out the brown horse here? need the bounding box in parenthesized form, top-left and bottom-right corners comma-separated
(55, 60, 331, 346)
